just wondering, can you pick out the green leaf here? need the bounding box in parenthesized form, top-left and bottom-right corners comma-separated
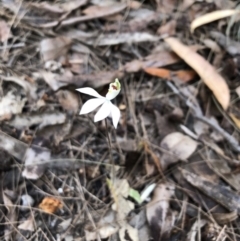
(129, 188, 141, 204)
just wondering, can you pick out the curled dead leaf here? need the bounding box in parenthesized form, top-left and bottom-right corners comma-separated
(146, 183, 176, 241)
(85, 225, 119, 241)
(33, 3, 127, 28)
(144, 68, 170, 79)
(0, 92, 26, 120)
(191, 10, 240, 33)
(22, 145, 51, 180)
(40, 37, 71, 61)
(175, 70, 196, 82)
(18, 217, 35, 232)
(39, 197, 63, 214)
(165, 37, 230, 110)
(144, 67, 196, 83)
(157, 19, 176, 36)
(3, 190, 16, 241)
(30, 0, 87, 13)
(59, 0, 88, 12)
(1, 75, 37, 99)
(159, 131, 198, 170)
(83, 3, 125, 16)
(124, 50, 182, 73)
(161, 132, 198, 160)
(119, 224, 139, 241)
(212, 210, 238, 224)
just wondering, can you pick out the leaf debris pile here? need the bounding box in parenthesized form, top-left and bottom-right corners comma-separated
(0, 0, 240, 241)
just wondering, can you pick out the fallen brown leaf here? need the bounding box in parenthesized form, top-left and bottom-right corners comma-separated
(157, 0, 175, 13)
(212, 210, 238, 224)
(161, 132, 198, 160)
(124, 51, 180, 73)
(8, 112, 67, 129)
(39, 197, 63, 214)
(0, 131, 28, 162)
(119, 224, 139, 241)
(18, 217, 35, 232)
(181, 0, 195, 10)
(3, 190, 16, 241)
(229, 113, 240, 129)
(29, 1, 65, 13)
(144, 67, 196, 83)
(58, 0, 88, 12)
(202, 38, 221, 53)
(157, 19, 176, 36)
(107, 178, 138, 240)
(1, 75, 37, 99)
(87, 32, 159, 46)
(175, 70, 197, 82)
(83, 4, 122, 16)
(34, 3, 127, 28)
(56, 90, 79, 114)
(146, 183, 176, 241)
(128, 1, 142, 9)
(191, 9, 240, 32)
(213, 0, 235, 9)
(40, 36, 71, 61)
(85, 225, 118, 241)
(144, 68, 171, 79)
(85, 211, 119, 241)
(126, 44, 203, 74)
(57, 71, 121, 89)
(165, 37, 230, 110)
(22, 144, 51, 180)
(41, 71, 70, 91)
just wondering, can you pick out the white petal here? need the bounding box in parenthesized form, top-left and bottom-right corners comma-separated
(80, 98, 105, 115)
(110, 102, 120, 128)
(106, 89, 120, 100)
(76, 87, 104, 99)
(94, 101, 111, 122)
(140, 183, 156, 203)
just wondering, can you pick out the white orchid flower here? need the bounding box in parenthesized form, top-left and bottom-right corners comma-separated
(76, 79, 121, 128)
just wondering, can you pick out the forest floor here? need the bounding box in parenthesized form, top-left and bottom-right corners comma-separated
(0, 0, 240, 241)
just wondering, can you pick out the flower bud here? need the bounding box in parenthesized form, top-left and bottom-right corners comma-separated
(106, 79, 121, 100)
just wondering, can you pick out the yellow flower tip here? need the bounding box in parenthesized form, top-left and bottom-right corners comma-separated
(115, 78, 121, 90)
(108, 79, 121, 93)
(106, 79, 121, 101)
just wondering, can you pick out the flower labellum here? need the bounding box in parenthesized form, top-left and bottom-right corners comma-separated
(76, 79, 121, 128)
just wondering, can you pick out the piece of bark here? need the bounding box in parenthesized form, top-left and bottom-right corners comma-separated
(181, 169, 240, 213)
